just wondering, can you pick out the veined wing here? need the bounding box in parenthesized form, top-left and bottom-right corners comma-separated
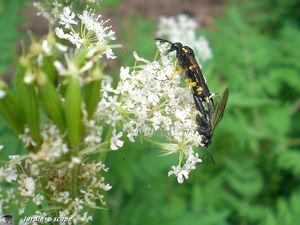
(211, 88, 229, 131)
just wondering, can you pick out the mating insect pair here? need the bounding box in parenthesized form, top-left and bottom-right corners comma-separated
(155, 38, 229, 151)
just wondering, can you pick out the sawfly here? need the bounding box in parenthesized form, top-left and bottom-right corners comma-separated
(155, 38, 229, 152)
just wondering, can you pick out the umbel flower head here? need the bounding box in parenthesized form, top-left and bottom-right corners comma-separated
(94, 42, 204, 183)
(55, 6, 116, 59)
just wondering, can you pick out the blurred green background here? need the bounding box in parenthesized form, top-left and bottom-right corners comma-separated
(1, 0, 300, 224)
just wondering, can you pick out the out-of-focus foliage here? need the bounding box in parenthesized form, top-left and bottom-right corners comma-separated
(44, 0, 121, 11)
(0, 0, 300, 224)
(242, 0, 300, 33)
(115, 16, 157, 66)
(0, 0, 26, 161)
(0, 0, 24, 74)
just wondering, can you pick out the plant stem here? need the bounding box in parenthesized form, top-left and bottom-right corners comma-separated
(70, 146, 79, 198)
(98, 126, 113, 162)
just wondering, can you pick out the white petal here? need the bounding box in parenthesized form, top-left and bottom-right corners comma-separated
(0, 89, 6, 99)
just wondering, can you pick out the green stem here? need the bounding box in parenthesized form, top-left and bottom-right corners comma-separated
(101, 210, 110, 225)
(91, 127, 114, 221)
(70, 146, 79, 198)
(98, 126, 114, 162)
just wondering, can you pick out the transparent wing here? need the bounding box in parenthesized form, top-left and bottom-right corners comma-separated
(211, 88, 229, 131)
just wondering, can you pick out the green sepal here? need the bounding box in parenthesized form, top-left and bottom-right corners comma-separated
(65, 75, 82, 148)
(38, 72, 66, 133)
(83, 80, 101, 119)
(41, 56, 57, 84)
(15, 68, 41, 148)
(23, 84, 41, 147)
(0, 87, 23, 135)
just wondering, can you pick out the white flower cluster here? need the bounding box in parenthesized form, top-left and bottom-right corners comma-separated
(0, 156, 37, 215)
(157, 14, 212, 64)
(95, 42, 203, 182)
(0, 89, 6, 99)
(18, 176, 35, 197)
(34, 0, 100, 24)
(0, 155, 111, 223)
(29, 123, 69, 163)
(168, 149, 202, 183)
(19, 127, 37, 147)
(84, 119, 103, 145)
(0, 167, 18, 183)
(55, 7, 116, 59)
(34, 0, 63, 24)
(52, 161, 111, 224)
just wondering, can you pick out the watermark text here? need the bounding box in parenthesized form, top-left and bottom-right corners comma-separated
(21, 216, 73, 223)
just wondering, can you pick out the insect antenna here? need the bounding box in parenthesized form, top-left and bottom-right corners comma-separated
(154, 37, 173, 44)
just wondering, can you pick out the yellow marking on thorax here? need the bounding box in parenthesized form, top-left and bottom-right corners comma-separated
(189, 81, 197, 87)
(182, 48, 187, 53)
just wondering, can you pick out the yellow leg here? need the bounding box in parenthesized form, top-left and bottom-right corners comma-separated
(174, 59, 178, 67)
(174, 60, 184, 74)
(175, 67, 184, 74)
(205, 96, 209, 103)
